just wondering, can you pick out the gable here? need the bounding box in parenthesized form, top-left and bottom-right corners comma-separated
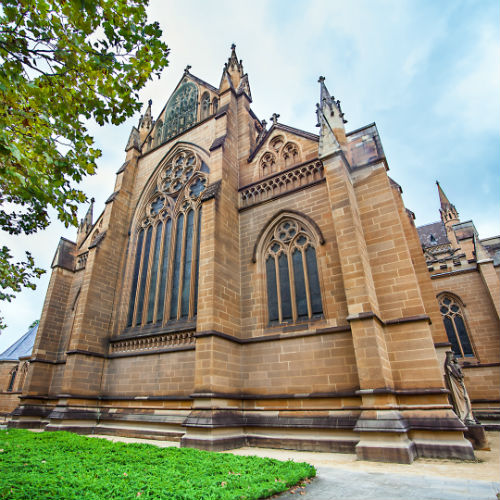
(241, 124, 319, 187)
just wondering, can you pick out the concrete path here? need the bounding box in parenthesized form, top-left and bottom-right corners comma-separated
(277, 468, 500, 500)
(90, 433, 500, 500)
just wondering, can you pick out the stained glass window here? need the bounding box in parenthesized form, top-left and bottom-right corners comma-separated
(127, 229, 144, 327)
(126, 148, 208, 329)
(439, 295, 474, 358)
(147, 222, 163, 323)
(264, 218, 323, 324)
(170, 214, 185, 320)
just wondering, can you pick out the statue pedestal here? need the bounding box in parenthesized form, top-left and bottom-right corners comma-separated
(464, 423, 489, 450)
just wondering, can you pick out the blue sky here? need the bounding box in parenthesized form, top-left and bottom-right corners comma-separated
(1, 0, 499, 351)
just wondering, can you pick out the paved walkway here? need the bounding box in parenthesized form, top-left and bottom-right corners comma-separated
(91, 433, 500, 500)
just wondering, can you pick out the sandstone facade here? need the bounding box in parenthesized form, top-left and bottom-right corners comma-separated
(3, 47, 499, 462)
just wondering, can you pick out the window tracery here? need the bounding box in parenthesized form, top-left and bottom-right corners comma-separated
(438, 294, 474, 358)
(264, 218, 323, 324)
(282, 142, 299, 166)
(127, 149, 209, 329)
(158, 81, 198, 145)
(260, 152, 276, 176)
(259, 136, 302, 177)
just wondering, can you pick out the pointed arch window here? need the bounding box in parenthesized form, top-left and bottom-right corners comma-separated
(264, 219, 323, 324)
(438, 295, 474, 358)
(126, 149, 208, 328)
(200, 92, 210, 120)
(155, 120, 163, 147)
(7, 366, 18, 392)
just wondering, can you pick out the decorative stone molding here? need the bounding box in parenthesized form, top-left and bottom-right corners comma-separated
(240, 160, 324, 208)
(110, 330, 195, 354)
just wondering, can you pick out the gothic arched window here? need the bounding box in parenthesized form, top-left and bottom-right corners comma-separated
(212, 98, 219, 114)
(264, 218, 323, 324)
(200, 92, 210, 120)
(438, 294, 474, 358)
(155, 120, 163, 147)
(126, 149, 208, 328)
(7, 366, 17, 392)
(162, 81, 198, 143)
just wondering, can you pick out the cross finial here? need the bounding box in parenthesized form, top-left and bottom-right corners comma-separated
(231, 43, 236, 50)
(270, 113, 280, 125)
(184, 64, 192, 74)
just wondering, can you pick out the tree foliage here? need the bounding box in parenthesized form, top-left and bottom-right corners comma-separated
(0, 0, 169, 329)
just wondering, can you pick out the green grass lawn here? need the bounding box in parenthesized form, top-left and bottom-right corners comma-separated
(0, 429, 315, 499)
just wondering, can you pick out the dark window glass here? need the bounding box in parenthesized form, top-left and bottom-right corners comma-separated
(136, 225, 153, 325)
(278, 253, 292, 320)
(455, 315, 473, 356)
(170, 214, 184, 319)
(266, 256, 279, 322)
(444, 316, 461, 356)
(7, 369, 17, 392)
(147, 223, 163, 323)
(127, 229, 144, 327)
(292, 249, 308, 318)
(306, 246, 323, 315)
(156, 218, 172, 323)
(193, 209, 202, 316)
(181, 210, 194, 318)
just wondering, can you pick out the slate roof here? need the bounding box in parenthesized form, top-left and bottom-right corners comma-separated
(416, 221, 450, 248)
(0, 324, 38, 361)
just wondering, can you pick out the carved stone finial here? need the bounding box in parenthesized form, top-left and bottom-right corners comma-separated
(270, 113, 280, 125)
(318, 76, 325, 83)
(231, 43, 236, 50)
(90, 197, 95, 204)
(184, 65, 192, 74)
(261, 119, 267, 130)
(148, 99, 152, 107)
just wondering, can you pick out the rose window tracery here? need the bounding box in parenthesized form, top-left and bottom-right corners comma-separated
(127, 148, 209, 330)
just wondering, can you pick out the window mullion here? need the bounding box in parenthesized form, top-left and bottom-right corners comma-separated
(301, 248, 312, 318)
(164, 219, 177, 324)
(275, 253, 282, 323)
(177, 212, 188, 320)
(188, 207, 200, 318)
(153, 222, 166, 323)
(131, 230, 147, 327)
(450, 314, 465, 358)
(141, 224, 157, 325)
(287, 249, 297, 322)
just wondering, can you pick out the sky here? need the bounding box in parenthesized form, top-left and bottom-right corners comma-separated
(1, 0, 499, 352)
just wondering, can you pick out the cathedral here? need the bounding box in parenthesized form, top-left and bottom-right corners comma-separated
(1, 46, 499, 463)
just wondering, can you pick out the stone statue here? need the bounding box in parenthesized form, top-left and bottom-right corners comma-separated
(444, 351, 476, 425)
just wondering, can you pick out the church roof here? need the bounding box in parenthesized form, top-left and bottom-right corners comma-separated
(417, 221, 450, 248)
(0, 324, 38, 361)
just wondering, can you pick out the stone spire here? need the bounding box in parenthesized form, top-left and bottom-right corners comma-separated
(436, 181, 459, 226)
(138, 99, 153, 143)
(219, 44, 245, 92)
(316, 76, 348, 158)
